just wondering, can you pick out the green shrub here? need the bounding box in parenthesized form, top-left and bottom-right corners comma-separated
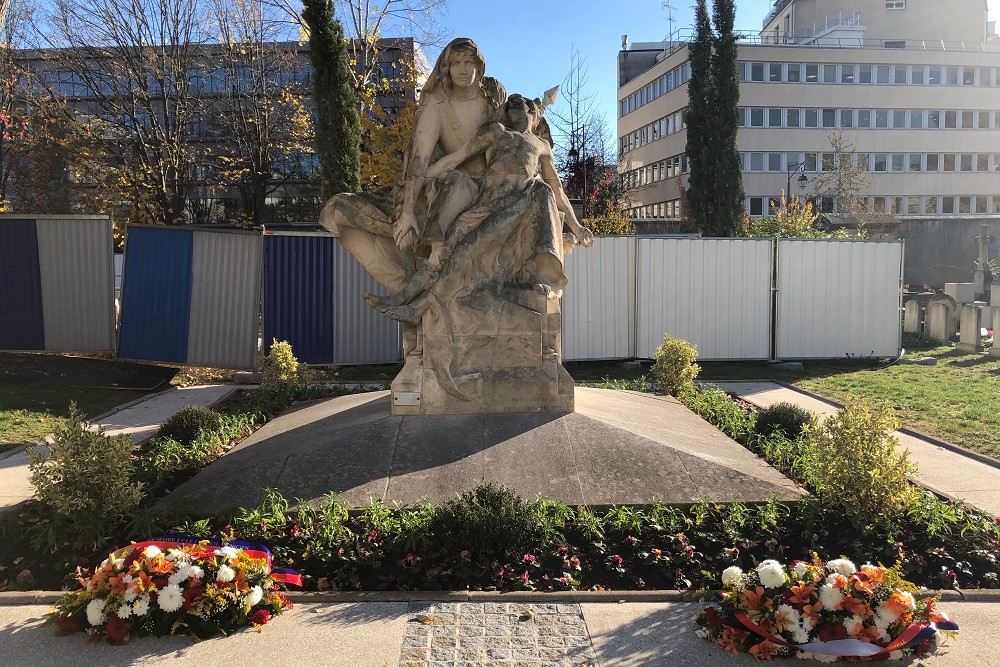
(430, 482, 543, 564)
(680, 386, 756, 443)
(158, 405, 221, 444)
(26, 405, 143, 550)
(650, 334, 699, 396)
(803, 398, 918, 525)
(753, 402, 814, 438)
(261, 340, 304, 396)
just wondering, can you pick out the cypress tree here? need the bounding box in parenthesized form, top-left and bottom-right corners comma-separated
(302, 0, 361, 197)
(684, 0, 716, 233)
(710, 0, 744, 236)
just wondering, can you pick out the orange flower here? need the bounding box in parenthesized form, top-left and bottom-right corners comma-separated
(828, 573, 849, 589)
(841, 595, 874, 619)
(788, 582, 817, 605)
(718, 627, 750, 655)
(748, 639, 778, 661)
(858, 625, 883, 644)
(859, 565, 886, 587)
(146, 555, 175, 575)
(844, 616, 865, 637)
(801, 601, 823, 626)
(883, 591, 916, 617)
(851, 576, 875, 597)
(740, 586, 773, 613)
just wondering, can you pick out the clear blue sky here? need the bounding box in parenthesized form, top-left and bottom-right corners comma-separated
(434, 0, 999, 147)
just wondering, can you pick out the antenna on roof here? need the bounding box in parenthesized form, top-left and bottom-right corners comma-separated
(662, 2, 677, 47)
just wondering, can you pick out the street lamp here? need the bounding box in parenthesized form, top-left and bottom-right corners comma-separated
(567, 127, 587, 219)
(786, 160, 809, 197)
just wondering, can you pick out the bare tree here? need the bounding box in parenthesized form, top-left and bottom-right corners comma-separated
(809, 129, 893, 232)
(33, 0, 211, 224)
(210, 0, 313, 223)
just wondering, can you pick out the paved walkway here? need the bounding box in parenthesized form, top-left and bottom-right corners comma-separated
(715, 381, 1000, 518)
(0, 598, 993, 666)
(0, 385, 237, 515)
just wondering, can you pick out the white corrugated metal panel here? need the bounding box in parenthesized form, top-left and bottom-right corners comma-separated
(637, 238, 773, 360)
(562, 236, 636, 360)
(187, 230, 262, 370)
(776, 239, 903, 359)
(35, 217, 116, 352)
(331, 237, 402, 364)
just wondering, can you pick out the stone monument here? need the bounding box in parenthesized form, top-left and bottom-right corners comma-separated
(320, 38, 592, 415)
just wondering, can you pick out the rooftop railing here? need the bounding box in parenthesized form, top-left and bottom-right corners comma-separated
(763, 0, 793, 30)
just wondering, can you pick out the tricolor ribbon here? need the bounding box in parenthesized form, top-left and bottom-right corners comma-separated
(730, 611, 957, 658)
(123, 536, 302, 587)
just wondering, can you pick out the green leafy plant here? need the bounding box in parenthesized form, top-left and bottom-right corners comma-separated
(25, 404, 143, 550)
(651, 334, 700, 397)
(261, 340, 304, 395)
(752, 402, 814, 438)
(158, 405, 221, 444)
(802, 398, 919, 526)
(430, 482, 544, 565)
(681, 386, 756, 442)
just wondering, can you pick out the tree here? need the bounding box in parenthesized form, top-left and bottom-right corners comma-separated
(210, 0, 314, 224)
(302, 0, 360, 197)
(34, 0, 210, 224)
(359, 97, 415, 190)
(710, 0, 743, 235)
(683, 0, 715, 233)
(809, 129, 886, 232)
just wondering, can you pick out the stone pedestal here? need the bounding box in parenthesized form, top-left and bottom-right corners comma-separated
(991, 309, 1000, 357)
(957, 303, 982, 353)
(926, 302, 955, 343)
(945, 282, 976, 304)
(390, 289, 573, 415)
(903, 300, 922, 334)
(992, 285, 1000, 307)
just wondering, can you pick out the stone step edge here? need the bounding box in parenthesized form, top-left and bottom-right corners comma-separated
(3, 588, 996, 606)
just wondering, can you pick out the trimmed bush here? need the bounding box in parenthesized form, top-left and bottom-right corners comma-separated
(651, 334, 700, 396)
(430, 482, 543, 564)
(158, 405, 221, 444)
(261, 340, 303, 395)
(753, 402, 814, 438)
(803, 398, 918, 526)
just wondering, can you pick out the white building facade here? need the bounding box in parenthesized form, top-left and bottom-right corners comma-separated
(618, 0, 1000, 221)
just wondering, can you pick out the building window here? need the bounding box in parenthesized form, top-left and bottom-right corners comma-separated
(787, 63, 801, 82)
(891, 110, 906, 128)
(944, 111, 957, 128)
(960, 154, 973, 171)
(750, 107, 765, 127)
(804, 108, 819, 127)
(908, 110, 923, 128)
(823, 64, 837, 83)
(907, 197, 921, 215)
(786, 108, 800, 127)
(768, 108, 783, 127)
(976, 196, 989, 213)
(749, 153, 764, 171)
(978, 154, 989, 171)
(769, 63, 783, 82)
(943, 154, 956, 171)
(924, 196, 938, 214)
(859, 65, 872, 84)
(804, 153, 818, 171)
(962, 68, 975, 86)
(891, 154, 905, 172)
(908, 154, 922, 172)
(876, 65, 890, 84)
(822, 108, 836, 127)
(942, 197, 955, 214)
(873, 154, 888, 172)
(749, 197, 764, 217)
(946, 67, 959, 85)
(875, 109, 889, 128)
(910, 67, 924, 84)
(928, 67, 941, 85)
(959, 196, 972, 214)
(885, 1, 905, 10)
(750, 62, 765, 81)
(768, 153, 782, 172)
(978, 112, 991, 129)
(805, 64, 819, 83)
(841, 65, 856, 84)
(893, 66, 906, 84)
(928, 110, 941, 128)
(857, 109, 871, 127)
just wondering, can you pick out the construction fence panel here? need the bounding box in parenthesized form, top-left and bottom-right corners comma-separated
(262, 232, 401, 366)
(636, 237, 774, 360)
(776, 239, 903, 359)
(118, 226, 261, 370)
(562, 236, 636, 360)
(0, 215, 115, 353)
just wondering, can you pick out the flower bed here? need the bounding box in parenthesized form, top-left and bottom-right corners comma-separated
(50, 540, 294, 643)
(697, 557, 957, 661)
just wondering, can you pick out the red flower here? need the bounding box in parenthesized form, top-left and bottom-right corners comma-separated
(54, 616, 81, 633)
(704, 606, 725, 630)
(250, 609, 271, 626)
(104, 616, 129, 644)
(915, 641, 931, 657)
(182, 586, 204, 611)
(609, 554, 624, 567)
(817, 624, 849, 642)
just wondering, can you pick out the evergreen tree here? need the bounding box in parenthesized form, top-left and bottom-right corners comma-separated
(683, 0, 716, 233)
(710, 0, 744, 236)
(302, 0, 361, 197)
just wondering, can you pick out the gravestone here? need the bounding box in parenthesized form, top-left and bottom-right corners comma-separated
(992, 285, 1000, 307)
(974, 225, 992, 299)
(944, 283, 975, 304)
(991, 309, 1000, 358)
(927, 293, 960, 327)
(957, 304, 982, 353)
(903, 300, 922, 334)
(926, 302, 955, 343)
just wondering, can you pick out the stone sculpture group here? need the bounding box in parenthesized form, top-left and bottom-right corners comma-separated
(320, 38, 592, 415)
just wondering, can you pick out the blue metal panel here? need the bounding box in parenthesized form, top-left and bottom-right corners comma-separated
(263, 235, 334, 364)
(118, 226, 193, 363)
(0, 219, 45, 350)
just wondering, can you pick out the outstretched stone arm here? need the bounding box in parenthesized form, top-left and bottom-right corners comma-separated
(539, 151, 594, 248)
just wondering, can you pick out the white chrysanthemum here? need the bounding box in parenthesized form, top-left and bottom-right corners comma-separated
(818, 584, 844, 610)
(826, 558, 857, 577)
(168, 564, 193, 586)
(874, 608, 897, 629)
(721, 566, 744, 587)
(803, 652, 838, 663)
(156, 584, 184, 612)
(695, 627, 710, 640)
(133, 595, 151, 617)
(792, 562, 809, 577)
(86, 599, 106, 626)
(123, 586, 139, 603)
(897, 591, 916, 611)
(889, 650, 904, 661)
(801, 614, 815, 632)
(188, 565, 204, 581)
(142, 545, 161, 559)
(825, 572, 847, 586)
(215, 546, 240, 560)
(165, 549, 188, 562)
(756, 560, 786, 589)
(113, 558, 125, 570)
(777, 604, 801, 623)
(116, 604, 132, 619)
(246, 585, 264, 607)
(216, 565, 236, 583)
(843, 614, 865, 636)
(788, 625, 810, 645)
